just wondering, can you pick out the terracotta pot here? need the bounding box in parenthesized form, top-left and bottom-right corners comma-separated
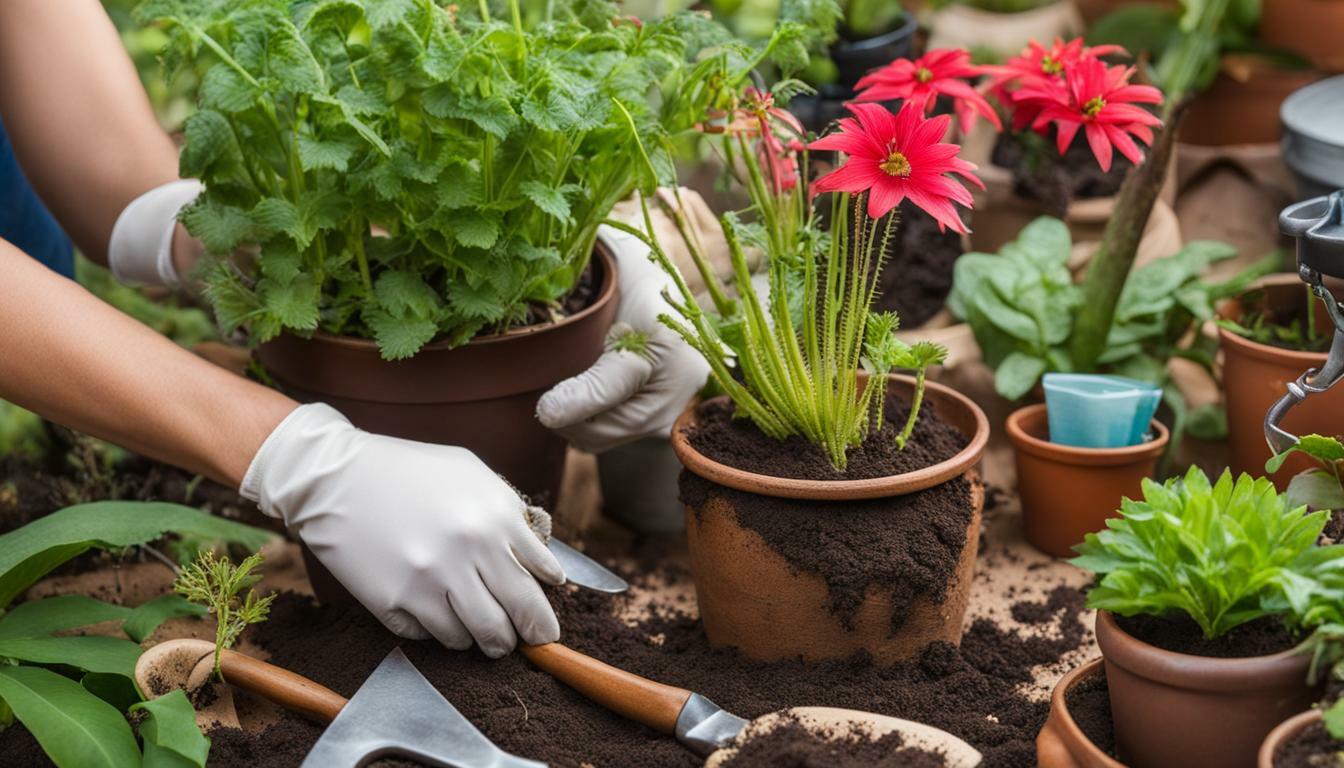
(1259, 710, 1325, 768)
(1006, 404, 1168, 559)
(1095, 610, 1317, 768)
(1259, 0, 1344, 73)
(1182, 63, 1323, 147)
(1219, 275, 1344, 490)
(1038, 658, 1125, 768)
(671, 376, 990, 665)
(257, 243, 618, 509)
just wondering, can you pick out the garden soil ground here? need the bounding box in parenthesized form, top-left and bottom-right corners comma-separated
(0, 449, 1098, 768)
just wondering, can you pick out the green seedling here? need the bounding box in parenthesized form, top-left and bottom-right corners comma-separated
(174, 551, 275, 681)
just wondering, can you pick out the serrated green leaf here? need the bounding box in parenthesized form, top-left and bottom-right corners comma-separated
(0, 666, 140, 768)
(450, 281, 507, 321)
(364, 309, 438, 360)
(182, 201, 255, 255)
(520, 181, 572, 224)
(179, 110, 235, 178)
(365, 0, 415, 29)
(445, 209, 500, 249)
(374, 270, 440, 318)
(132, 690, 211, 768)
(297, 135, 357, 172)
(258, 274, 321, 331)
(199, 64, 257, 113)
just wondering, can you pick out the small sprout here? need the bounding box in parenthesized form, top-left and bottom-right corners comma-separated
(174, 551, 275, 681)
(606, 323, 655, 362)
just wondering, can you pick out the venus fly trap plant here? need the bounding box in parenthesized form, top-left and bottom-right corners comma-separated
(1071, 466, 1344, 641)
(138, 0, 821, 359)
(616, 95, 974, 470)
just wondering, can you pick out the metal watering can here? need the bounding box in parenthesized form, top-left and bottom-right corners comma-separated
(1264, 190, 1344, 453)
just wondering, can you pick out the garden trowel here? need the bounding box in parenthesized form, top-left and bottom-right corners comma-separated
(136, 639, 545, 768)
(548, 538, 627, 593)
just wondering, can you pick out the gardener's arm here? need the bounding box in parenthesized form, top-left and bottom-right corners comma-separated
(0, 0, 190, 272)
(0, 239, 562, 655)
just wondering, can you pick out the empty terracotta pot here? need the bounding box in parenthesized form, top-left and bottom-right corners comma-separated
(1258, 0, 1344, 73)
(1096, 611, 1317, 768)
(1038, 658, 1125, 768)
(1258, 710, 1325, 768)
(1219, 276, 1344, 490)
(1182, 63, 1322, 146)
(670, 376, 990, 665)
(1007, 404, 1168, 559)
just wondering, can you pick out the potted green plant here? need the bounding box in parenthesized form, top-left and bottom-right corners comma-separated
(1037, 658, 1123, 768)
(1218, 275, 1344, 487)
(139, 0, 797, 507)
(1259, 624, 1344, 768)
(616, 88, 990, 663)
(1070, 467, 1344, 768)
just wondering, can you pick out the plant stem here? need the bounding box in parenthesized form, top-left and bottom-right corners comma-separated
(896, 367, 927, 450)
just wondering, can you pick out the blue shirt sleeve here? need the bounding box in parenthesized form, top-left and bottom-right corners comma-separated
(0, 117, 74, 278)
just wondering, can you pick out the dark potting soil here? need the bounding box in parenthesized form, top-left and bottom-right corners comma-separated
(521, 257, 600, 327)
(991, 130, 1131, 217)
(1273, 719, 1344, 768)
(1063, 671, 1117, 758)
(1116, 613, 1300, 658)
(872, 200, 964, 328)
(195, 575, 1093, 768)
(1325, 509, 1344, 545)
(684, 394, 968, 482)
(680, 469, 974, 634)
(718, 714, 947, 767)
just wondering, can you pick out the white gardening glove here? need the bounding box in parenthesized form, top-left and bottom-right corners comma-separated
(240, 404, 565, 658)
(108, 179, 203, 289)
(535, 217, 711, 454)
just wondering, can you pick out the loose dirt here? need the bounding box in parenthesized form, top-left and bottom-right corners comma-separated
(1115, 613, 1301, 658)
(716, 714, 948, 767)
(1063, 671, 1117, 758)
(1272, 719, 1343, 768)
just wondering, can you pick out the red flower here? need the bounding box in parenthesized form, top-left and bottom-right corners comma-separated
(1028, 57, 1163, 171)
(809, 102, 983, 233)
(990, 37, 1125, 130)
(854, 49, 1001, 133)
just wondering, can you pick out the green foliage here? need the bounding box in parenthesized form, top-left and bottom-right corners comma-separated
(0, 502, 269, 767)
(173, 551, 274, 681)
(138, 0, 805, 359)
(1267, 435, 1344, 528)
(1217, 284, 1331, 353)
(1071, 466, 1344, 639)
(0, 400, 46, 460)
(76, 257, 216, 348)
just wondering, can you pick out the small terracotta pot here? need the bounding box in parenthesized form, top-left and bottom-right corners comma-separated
(1219, 275, 1344, 489)
(671, 376, 990, 665)
(1038, 658, 1125, 768)
(1259, 0, 1344, 73)
(1096, 611, 1317, 768)
(1258, 710, 1325, 768)
(1006, 404, 1168, 559)
(1182, 64, 1323, 147)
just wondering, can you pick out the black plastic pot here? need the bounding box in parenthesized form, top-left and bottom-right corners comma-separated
(790, 12, 917, 135)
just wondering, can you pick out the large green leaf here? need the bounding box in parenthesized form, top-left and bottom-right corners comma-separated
(0, 636, 142, 680)
(0, 502, 271, 607)
(122, 595, 209, 644)
(0, 665, 140, 768)
(0, 596, 130, 640)
(131, 690, 211, 768)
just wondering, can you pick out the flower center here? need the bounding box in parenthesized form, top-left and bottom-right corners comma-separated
(880, 150, 912, 177)
(1041, 56, 1062, 75)
(915, 67, 933, 83)
(1083, 95, 1106, 117)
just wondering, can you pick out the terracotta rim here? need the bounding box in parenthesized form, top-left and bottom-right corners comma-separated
(289, 244, 618, 352)
(670, 375, 990, 501)
(1258, 709, 1322, 768)
(1048, 658, 1125, 768)
(1006, 404, 1170, 468)
(1216, 274, 1330, 367)
(1096, 611, 1313, 692)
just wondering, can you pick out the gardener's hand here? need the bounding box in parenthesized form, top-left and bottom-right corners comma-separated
(240, 403, 564, 657)
(108, 179, 203, 289)
(535, 198, 713, 454)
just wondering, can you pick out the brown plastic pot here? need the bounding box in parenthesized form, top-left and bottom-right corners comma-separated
(1095, 610, 1317, 768)
(257, 242, 618, 508)
(1038, 658, 1125, 768)
(1182, 62, 1322, 146)
(1219, 275, 1344, 489)
(1259, 0, 1344, 74)
(1258, 710, 1325, 768)
(670, 376, 990, 665)
(1006, 404, 1168, 559)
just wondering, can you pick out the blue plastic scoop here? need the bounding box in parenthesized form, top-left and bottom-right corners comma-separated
(1042, 373, 1162, 449)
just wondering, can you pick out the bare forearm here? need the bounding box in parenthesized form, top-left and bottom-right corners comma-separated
(0, 0, 180, 266)
(0, 240, 294, 486)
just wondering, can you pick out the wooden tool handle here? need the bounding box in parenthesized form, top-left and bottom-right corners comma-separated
(520, 643, 692, 735)
(217, 648, 348, 723)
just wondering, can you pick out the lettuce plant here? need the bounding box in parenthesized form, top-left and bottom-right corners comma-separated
(139, 0, 820, 359)
(1071, 466, 1344, 640)
(0, 502, 271, 767)
(1268, 434, 1344, 513)
(616, 95, 968, 470)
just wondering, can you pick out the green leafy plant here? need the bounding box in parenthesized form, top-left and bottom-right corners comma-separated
(949, 217, 1273, 447)
(173, 550, 275, 681)
(1218, 285, 1331, 353)
(0, 501, 271, 767)
(1071, 466, 1344, 640)
(1267, 433, 1344, 513)
(138, 0, 818, 359)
